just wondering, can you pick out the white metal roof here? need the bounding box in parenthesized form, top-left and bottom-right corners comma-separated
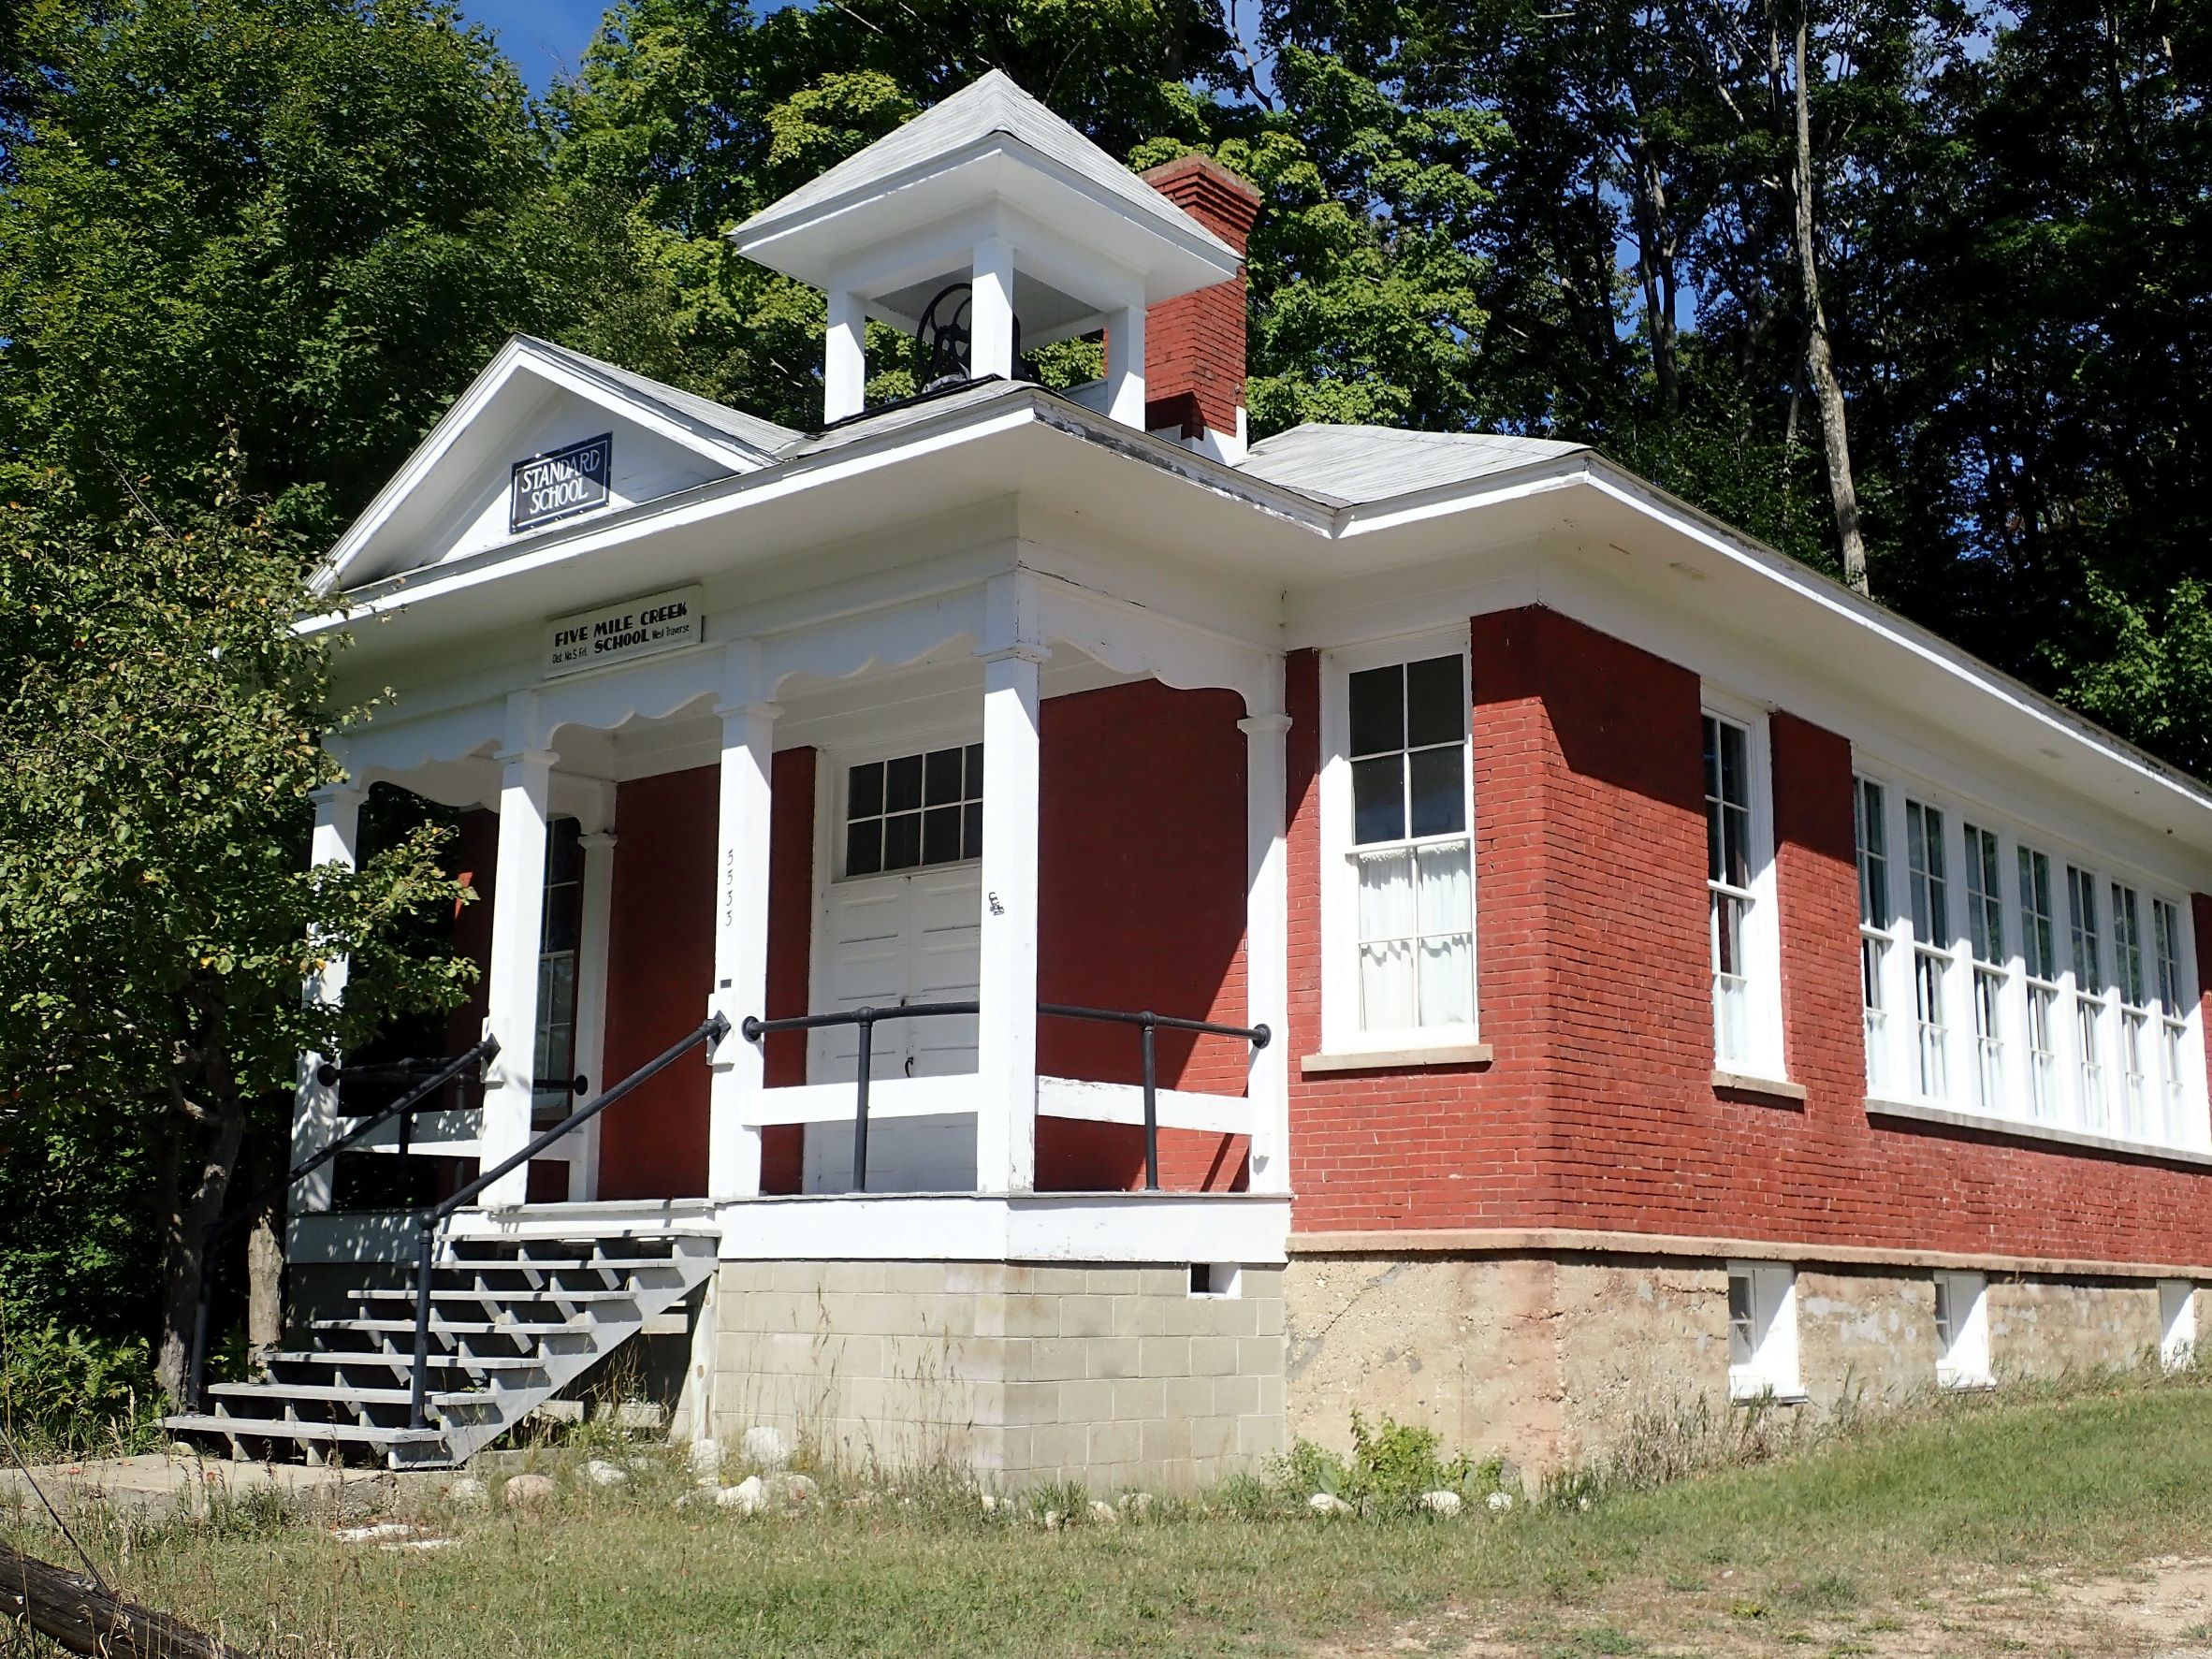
(517, 336, 803, 459)
(1236, 424, 1587, 507)
(734, 70, 1238, 267)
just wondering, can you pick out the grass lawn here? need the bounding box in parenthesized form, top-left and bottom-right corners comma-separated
(15, 1373, 2212, 1658)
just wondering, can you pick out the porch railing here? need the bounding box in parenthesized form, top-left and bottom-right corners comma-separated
(738, 1002, 1271, 1192)
(183, 1033, 500, 1413)
(405, 1013, 729, 1429)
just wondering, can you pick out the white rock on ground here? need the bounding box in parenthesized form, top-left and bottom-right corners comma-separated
(503, 1474, 556, 1511)
(444, 1477, 489, 1510)
(1486, 1491, 1515, 1512)
(583, 1460, 631, 1488)
(1042, 1509, 1065, 1532)
(1087, 1500, 1119, 1525)
(1118, 1492, 1155, 1517)
(717, 1475, 769, 1515)
(1419, 1490, 1463, 1517)
(782, 1473, 819, 1506)
(1307, 1492, 1352, 1516)
(740, 1425, 791, 1469)
(689, 1440, 725, 1486)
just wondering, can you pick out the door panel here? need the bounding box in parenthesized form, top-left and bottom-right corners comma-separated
(804, 863, 981, 1192)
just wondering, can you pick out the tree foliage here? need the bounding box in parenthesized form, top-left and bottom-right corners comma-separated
(0, 475, 473, 1394)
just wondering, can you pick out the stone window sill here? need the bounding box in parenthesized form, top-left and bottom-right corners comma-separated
(1712, 1070, 1809, 1106)
(1865, 1096, 2212, 1168)
(1301, 1041, 1495, 1075)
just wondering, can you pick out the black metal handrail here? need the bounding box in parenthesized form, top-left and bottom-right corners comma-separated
(183, 1033, 500, 1413)
(1041, 1004, 1270, 1191)
(740, 1001, 1270, 1194)
(406, 1013, 729, 1429)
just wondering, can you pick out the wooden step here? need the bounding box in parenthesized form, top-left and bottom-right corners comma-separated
(162, 1413, 443, 1448)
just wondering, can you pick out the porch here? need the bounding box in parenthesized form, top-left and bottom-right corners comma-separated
(297, 567, 1290, 1221)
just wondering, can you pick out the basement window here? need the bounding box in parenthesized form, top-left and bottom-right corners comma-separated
(1189, 1263, 1243, 1299)
(1726, 1261, 1799, 1402)
(1933, 1271, 1991, 1389)
(2161, 1280, 2197, 1372)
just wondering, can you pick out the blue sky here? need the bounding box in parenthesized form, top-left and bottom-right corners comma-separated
(456, 0, 609, 95)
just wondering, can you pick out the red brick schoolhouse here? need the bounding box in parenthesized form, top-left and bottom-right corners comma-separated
(169, 70, 2212, 1480)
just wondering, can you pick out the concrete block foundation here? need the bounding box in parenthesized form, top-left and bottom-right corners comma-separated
(704, 1259, 1286, 1491)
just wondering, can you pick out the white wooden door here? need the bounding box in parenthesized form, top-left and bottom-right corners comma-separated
(804, 865, 981, 1191)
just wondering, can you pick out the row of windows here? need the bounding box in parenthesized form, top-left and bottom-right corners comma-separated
(1854, 774, 2197, 1146)
(1728, 1262, 2200, 1400)
(1323, 642, 2203, 1150)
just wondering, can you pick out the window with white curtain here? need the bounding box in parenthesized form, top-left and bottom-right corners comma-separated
(1963, 823, 2008, 1113)
(2114, 882, 2152, 1138)
(2069, 866, 2108, 1130)
(2156, 899, 2190, 1142)
(1332, 647, 1475, 1041)
(2019, 847, 2062, 1121)
(1855, 778, 1893, 1093)
(1855, 758, 2203, 1151)
(1906, 799, 1951, 1099)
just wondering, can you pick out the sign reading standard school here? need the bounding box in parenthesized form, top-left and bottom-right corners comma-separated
(510, 433, 613, 534)
(545, 586, 703, 678)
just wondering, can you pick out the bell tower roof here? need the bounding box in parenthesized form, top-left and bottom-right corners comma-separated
(730, 69, 1241, 342)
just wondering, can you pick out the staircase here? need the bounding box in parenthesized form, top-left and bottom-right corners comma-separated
(163, 1229, 716, 1470)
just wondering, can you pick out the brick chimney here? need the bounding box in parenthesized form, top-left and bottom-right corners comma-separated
(1139, 155, 1262, 459)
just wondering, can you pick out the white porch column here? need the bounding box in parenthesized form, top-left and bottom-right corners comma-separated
(292, 780, 365, 1214)
(707, 642, 778, 1201)
(825, 289, 867, 422)
(1106, 303, 1147, 429)
(1239, 708, 1292, 1195)
(974, 580, 1046, 1193)
(969, 237, 1017, 381)
(569, 824, 618, 1201)
(481, 713, 555, 1208)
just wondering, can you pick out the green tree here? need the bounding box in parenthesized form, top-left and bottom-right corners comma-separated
(0, 474, 474, 1399)
(0, 0, 676, 542)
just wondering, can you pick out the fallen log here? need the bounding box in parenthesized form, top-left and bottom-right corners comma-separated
(0, 1537, 247, 1659)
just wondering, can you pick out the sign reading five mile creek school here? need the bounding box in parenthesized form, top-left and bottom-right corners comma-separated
(510, 432, 613, 534)
(545, 586, 704, 678)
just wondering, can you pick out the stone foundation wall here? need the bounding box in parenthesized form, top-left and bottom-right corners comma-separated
(1284, 1251, 2193, 1477)
(706, 1260, 1285, 1491)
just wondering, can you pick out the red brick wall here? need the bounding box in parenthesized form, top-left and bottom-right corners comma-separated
(1035, 678, 1250, 1191)
(1139, 155, 1260, 440)
(1287, 604, 2212, 1267)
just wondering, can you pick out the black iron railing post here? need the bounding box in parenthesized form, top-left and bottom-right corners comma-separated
(1140, 1011, 1159, 1191)
(408, 1222, 438, 1430)
(852, 1009, 874, 1192)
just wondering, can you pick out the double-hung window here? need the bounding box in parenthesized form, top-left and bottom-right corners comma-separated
(1703, 704, 1782, 1079)
(2068, 866, 2107, 1129)
(1323, 641, 1477, 1051)
(1906, 800, 1951, 1099)
(2112, 882, 2153, 1138)
(1855, 779, 1894, 1092)
(2156, 900, 2190, 1142)
(2019, 848, 2062, 1121)
(1963, 824, 2008, 1113)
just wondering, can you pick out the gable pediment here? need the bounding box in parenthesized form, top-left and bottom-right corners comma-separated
(315, 337, 798, 593)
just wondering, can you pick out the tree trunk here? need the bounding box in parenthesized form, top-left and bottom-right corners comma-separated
(245, 1122, 285, 1372)
(0, 1538, 248, 1659)
(1791, 5, 1870, 595)
(154, 1077, 248, 1402)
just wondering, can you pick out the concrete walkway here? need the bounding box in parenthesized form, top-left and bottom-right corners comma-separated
(1, 1450, 400, 1521)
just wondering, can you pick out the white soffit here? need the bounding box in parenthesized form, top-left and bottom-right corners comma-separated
(730, 70, 1239, 306)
